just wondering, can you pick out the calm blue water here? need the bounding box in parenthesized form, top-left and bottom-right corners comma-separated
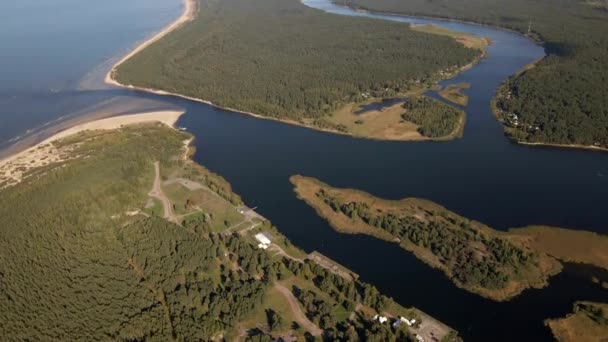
(1, 0, 607, 340)
(0, 0, 181, 152)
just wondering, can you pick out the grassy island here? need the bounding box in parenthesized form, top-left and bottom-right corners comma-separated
(112, 0, 484, 141)
(546, 301, 608, 342)
(438, 83, 471, 107)
(290, 176, 608, 300)
(340, 0, 608, 150)
(290, 176, 563, 301)
(0, 122, 459, 341)
(291, 176, 608, 301)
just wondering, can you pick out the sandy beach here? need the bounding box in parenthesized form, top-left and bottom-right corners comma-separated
(0, 110, 184, 187)
(1, 0, 195, 186)
(105, 0, 197, 86)
(517, 141, 608, 153)
(102, 0, 480, 144)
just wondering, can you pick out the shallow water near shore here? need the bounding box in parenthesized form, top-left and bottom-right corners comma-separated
(1, 0, 607, 340)
(0, 0, 181, 153)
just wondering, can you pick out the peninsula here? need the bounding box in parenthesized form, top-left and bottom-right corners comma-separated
(107, 0, 487, 141)
(0, 116, 460, 341)
(290, 175, 608, 301)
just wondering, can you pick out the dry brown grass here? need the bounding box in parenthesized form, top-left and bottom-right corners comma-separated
(411, 24, 490, 51)
(291, 175, 398, 241)
(290, 175, 563, 301)
(322, 85, 466, 141)
(330, 101, 426, 141)
(509, 226, 608, 270)
(438, 83, 471, 106)
(546, 302, 608, 342)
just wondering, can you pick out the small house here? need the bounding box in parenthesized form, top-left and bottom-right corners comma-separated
(372, 314, 388, 324)
(255, 233, 271, 246)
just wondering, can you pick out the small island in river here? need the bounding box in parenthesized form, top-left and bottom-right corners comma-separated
(290, 175, 608, 301)
(545, 301, 608, 342)
(438, 83, 471, 107)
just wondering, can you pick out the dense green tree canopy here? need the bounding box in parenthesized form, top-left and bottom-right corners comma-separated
(0, 126, 460, 340)
(115, 0, 479, 122)
(401, 96, 464, 138)
(344, 0, 608, 147)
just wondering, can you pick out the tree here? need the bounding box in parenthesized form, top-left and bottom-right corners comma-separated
(266, 309, 284, 332)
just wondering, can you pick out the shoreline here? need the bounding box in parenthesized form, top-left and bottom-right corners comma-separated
(104, 0, 197, 87)
(104, 0, 480, 143)
(0, 110, 184, 187)
(104, 0, 605, 152)
(336, 2, 544, 45)
(338, 2, 606, 153)
(491, 100, 608, 153)
(117, 84, 469, 143)
(289, 175, 563, 302)
(516, 140, 608, 153)
(488, 56, 608, 153)
(0, 0, 196, 162)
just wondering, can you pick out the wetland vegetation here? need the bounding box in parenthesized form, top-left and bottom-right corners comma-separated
(546, 301, 608, 342)
(291, 176, 608, 301)
(322, 92, 465, 141)
(438, 83, 471, 107)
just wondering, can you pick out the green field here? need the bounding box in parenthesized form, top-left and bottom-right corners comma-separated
(342, 0, 608, 149)
(114, 0, 481, 140)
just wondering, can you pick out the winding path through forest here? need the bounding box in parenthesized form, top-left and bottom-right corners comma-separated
(148, 162, 178, 224)
(274, 283, 323, 337)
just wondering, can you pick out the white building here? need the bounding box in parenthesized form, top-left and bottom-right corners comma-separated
(372, 314, 388, 324)
(393, 316, 413, 328)
(255, 233, 271, 246)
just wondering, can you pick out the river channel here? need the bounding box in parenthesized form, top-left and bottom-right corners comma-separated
(1, 0, 607, 340)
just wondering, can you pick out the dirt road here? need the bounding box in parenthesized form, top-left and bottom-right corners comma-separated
(148, 162, 179, 224)
(274, 283, 323, 337)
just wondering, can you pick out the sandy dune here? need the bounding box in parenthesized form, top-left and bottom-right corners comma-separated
(0, 110, 184, 187)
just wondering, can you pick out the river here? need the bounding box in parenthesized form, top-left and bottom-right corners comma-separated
(1, 0, 607, 340)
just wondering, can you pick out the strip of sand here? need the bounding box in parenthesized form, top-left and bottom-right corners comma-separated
(0, 110, 184, 187)
(105, 0, 197, 86)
